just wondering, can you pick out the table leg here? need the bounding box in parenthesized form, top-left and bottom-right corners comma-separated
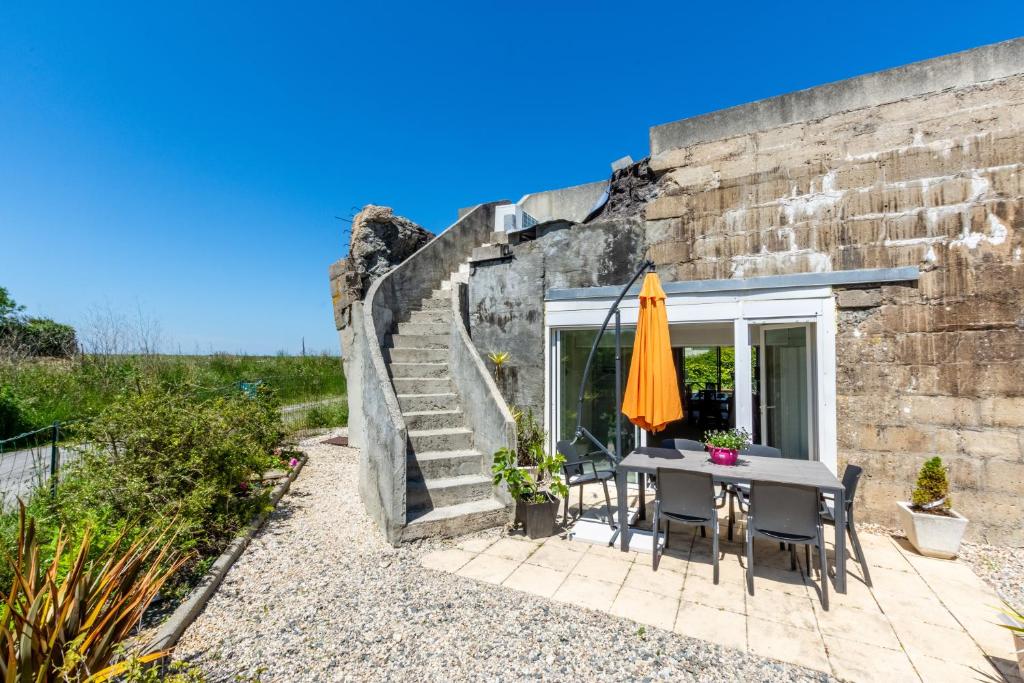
(616, 468, 629, 552)
(638, 473, 647, 521)
(834, 488, 847, 593)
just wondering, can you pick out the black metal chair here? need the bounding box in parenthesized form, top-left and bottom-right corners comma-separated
(556, 440, 613, 526)
(820, 464, 871, 587)
(652, 468, 727, 581)
(745, 481, 829, 610)
(726, 444, 783, 541)
(660, 438, 706, 452)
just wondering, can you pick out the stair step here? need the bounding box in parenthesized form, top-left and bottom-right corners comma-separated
(388, 362, 448, 379)
(404, 498, 508, 541)
(397, 392, 460, 412)
(392, 377, 452, 396)
(385, 347, 447, 364)
(408, 427, 473, 452)
(387, 334, 449, 350)
(408, 309, 452, 324)
(403, 408, 464, 431)
(407, 449, 483, 479)
(407, 474, 492, 510)
(419, 296, 449, 310)
(397, 322, 450, 336)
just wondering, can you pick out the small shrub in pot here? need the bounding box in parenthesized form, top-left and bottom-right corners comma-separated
(896, 457, 969, 559)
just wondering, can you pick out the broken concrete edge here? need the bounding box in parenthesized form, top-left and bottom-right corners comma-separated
(650, 37, 1024, 154)
(143, 453, 308, 657)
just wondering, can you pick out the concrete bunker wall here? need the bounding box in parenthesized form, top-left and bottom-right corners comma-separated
(468, 49, 1024, 544)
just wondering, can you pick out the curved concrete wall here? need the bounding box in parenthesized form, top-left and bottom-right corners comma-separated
(519, 181, 607, 223)
(360, 201, 508, 544)
(450, 281, 516, 509)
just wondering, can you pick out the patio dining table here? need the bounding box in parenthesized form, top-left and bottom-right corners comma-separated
(614, 446, 848, 593)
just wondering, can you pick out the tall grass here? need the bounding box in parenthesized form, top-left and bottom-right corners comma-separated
(0, 353, 346, 439)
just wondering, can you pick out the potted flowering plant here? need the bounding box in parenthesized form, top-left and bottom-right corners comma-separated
(704, 428, 751, 466)
(492, 445, 569, 539)
(896, 457, 969, 559)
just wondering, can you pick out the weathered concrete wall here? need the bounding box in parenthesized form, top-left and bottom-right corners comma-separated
(450, 281, 516, 511)
(469, 56, 1024, 543)
(650, 37, 1024, 154)
(470, 218, 647, 418)
(519, 180, 607, 223)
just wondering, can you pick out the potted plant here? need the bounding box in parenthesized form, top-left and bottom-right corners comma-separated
(492, 445, 569, 539)
(704, 428, 751, 466)
(896, 456, 969, 558)
(996, 601, 1024, 678)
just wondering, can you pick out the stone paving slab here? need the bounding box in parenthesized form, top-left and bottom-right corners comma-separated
(424, 490, 1022, 683)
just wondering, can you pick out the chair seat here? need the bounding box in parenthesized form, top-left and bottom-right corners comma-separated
(753, 527, 817, 543)
(663, 510, 713, 525)
(567, 470, 614, 485)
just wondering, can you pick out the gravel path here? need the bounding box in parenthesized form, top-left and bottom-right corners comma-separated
(174, 432, 833, 682)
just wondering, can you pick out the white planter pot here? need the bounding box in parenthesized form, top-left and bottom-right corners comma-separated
(896, 501, 968, 559)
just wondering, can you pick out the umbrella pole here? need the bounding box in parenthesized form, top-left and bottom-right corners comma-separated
(573, 259, 655, 464)
(615, 309, 622, 462)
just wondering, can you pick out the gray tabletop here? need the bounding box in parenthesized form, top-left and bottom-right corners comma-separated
(618, 447, 844, 493)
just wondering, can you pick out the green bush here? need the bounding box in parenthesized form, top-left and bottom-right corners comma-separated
(911, 456, 951, 510)
(0, 385, 27, 439)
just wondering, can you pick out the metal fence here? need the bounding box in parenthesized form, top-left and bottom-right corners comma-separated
(0, 422, 73, 510)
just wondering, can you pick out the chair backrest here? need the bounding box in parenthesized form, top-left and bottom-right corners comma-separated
(741, 444, 783, 458)
(841, 464, 864, 507)
(661, 438, 705, 452)
(655, 468, 716, 520)
(749, 482, 820, 538)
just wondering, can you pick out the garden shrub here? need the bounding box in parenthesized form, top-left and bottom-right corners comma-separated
(911, 456, 951, 510)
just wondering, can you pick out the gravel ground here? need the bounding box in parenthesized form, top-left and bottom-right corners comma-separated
(174, 431, 833, 682)
(859, 522, 1024, 611)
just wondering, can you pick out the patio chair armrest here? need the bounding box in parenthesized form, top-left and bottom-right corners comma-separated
(563, 459, 598, 480)
(713, 488, 728, 508)
(731, 484, 750, 513)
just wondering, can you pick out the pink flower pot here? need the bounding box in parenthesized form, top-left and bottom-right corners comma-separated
(708, 446, 739, 466)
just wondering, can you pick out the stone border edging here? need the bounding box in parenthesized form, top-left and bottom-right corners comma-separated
(144, 453, 308, 655)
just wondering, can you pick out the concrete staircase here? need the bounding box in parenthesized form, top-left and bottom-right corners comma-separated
(383, 281, 507, 540)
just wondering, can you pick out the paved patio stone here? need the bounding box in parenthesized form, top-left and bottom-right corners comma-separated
(610, 586, 679, 630)
(572, 551, 633, 584)
(823, 636, 918, 682)
(526, 540, 585, 570)
(421, 547, 476, 573)
(456, 553, 520, 584)
(674, 601, 748, 652)
(746, 589, 818, 631)
(426, 505, 1017, 681)
(813, 603, 902, 650)
(746, 616, 830, 672)
(484, 537, 538, 562)
(552, 574, 621, 612)
(502, 563, 569, 599)
(456, 535, 497, 553)
(624, 562, 684, 597)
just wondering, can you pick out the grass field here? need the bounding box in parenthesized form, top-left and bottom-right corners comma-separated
(0, 353, 347, 439)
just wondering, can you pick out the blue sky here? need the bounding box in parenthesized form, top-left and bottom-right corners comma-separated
(1, 3, 1019, 355)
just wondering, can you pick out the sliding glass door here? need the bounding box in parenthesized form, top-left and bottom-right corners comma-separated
(759, 325, 813, 460)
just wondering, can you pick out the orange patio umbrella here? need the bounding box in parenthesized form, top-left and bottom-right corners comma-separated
(622, 272, 683, 433)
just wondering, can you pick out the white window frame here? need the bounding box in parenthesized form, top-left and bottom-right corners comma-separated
(544, 286, 838, 474)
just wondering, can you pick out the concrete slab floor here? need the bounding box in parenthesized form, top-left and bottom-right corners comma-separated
(422, 485, 1022, 683)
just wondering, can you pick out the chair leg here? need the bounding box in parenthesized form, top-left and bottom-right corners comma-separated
(665, 521, 670, 549)
(818, 530, 829, 611)
(789, 543, 797, 571)
(563, 492, 570, 527)
(578, 485, 584, 521)
(652, 504, 661, 571)
(728, 491, 735, 542)
(805, 544, 811, 574)
(712, 517, 720, 585)
(700, 525, 706, 538)
(779, 542, 786, 551)
(745, 528, 755, 595)
(848, 516, 872, 587)
(601, 479, 612, 526)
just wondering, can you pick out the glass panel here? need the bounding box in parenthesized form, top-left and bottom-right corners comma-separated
(558, 328, 635, 469)
(763, 327, 809, 459)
